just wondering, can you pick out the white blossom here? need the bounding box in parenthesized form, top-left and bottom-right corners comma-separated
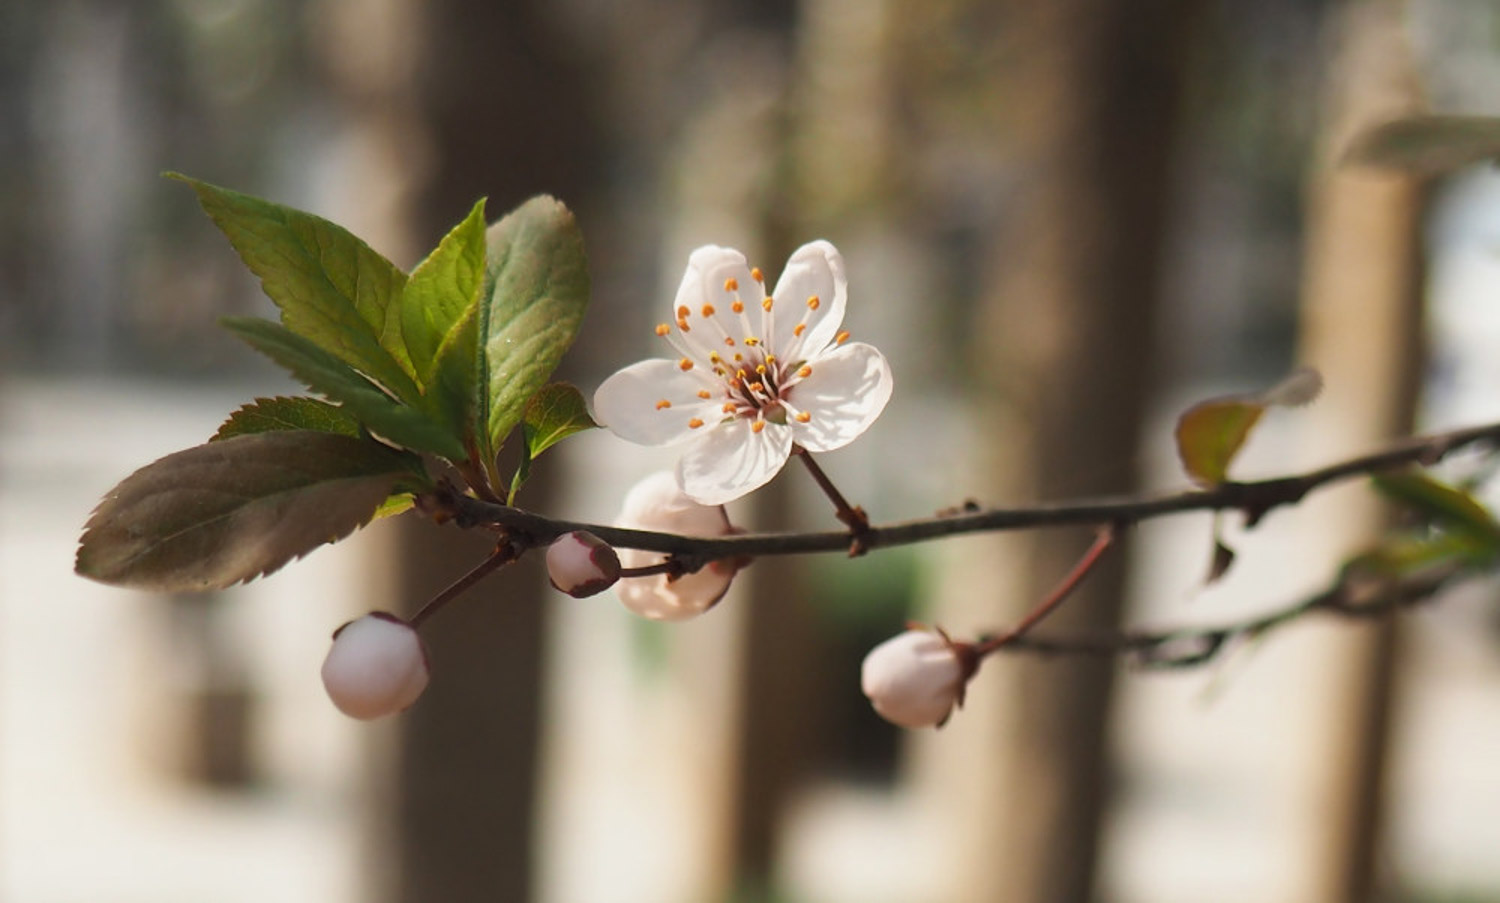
(546, 530, 621, 597)
(860, 629, 971, 729)
(593, 241, 893, 505)
(613, 471, 737, 620)
(320, 612, 430, 720)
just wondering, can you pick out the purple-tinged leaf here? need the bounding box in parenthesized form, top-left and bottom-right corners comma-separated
(77, 431, 417, 591)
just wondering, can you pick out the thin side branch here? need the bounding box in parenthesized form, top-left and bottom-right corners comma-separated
(999, 561, 1469, 669)
(427, 419, 1500, 565)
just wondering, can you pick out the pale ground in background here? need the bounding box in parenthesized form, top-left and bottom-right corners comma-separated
(5, 376, 1500, 903)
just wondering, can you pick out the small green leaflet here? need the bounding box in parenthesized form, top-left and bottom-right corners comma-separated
(523, 383, 598, 459)
(1372, 470, 1500, 550)
(1175, 368, 1322, 487)
(508, 383, 598, 503)
(172, 175, 421, 406)
(76, 431, 421, 591)
(222, 316, 468, 461)
(480, 196, 590, 453)
(213, 396, 362, 440)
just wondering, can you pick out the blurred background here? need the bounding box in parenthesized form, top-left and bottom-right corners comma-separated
(5, 0, 1500, 901)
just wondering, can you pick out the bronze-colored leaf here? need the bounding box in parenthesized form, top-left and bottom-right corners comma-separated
(77, 431, 417, 591)
(1174, 368, 1322, 487)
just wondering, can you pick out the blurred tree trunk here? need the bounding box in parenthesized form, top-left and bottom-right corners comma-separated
(911, 2, 1195, 902)
(1292, 3, 1423, 901)
(315, 0, 605, 900)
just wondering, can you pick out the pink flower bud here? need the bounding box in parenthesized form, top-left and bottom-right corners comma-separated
(321, 612, 430, 720)
(860, 629, 971, 729)
(613, 471, 737, 620)
(547, 531, 622, 597)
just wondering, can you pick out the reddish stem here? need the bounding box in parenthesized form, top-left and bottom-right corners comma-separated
(974, 524, 1119, 657)
(409, 540, 519, 629)
(793, 446, 871, 543)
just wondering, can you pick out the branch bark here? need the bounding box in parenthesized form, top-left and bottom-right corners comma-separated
(427, 418, 1500, 561)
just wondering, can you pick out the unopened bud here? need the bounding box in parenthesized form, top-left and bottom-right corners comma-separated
(547, 531, 621, 597)
(321, 612, 430, 720)
(860, 629, 972, 729)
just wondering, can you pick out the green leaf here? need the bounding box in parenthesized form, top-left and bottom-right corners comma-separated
(171, 174, 420, 403)
(373, 493, 416, 519)
(402, 199, 487, 387)
(522, 383, 598, 460)
(1175, 368, 1322, 487)
(507, 383, 598, 503)
(1343, 115, 1500, 175)
(480, 196, 590, 452)
(425, 291, 483, 445)
(1345, 531, 1497, 579)
(1372, 470, 1500, 548)
(222, 316, 467, 461)
(213, 396, 361, 441)
(1175, 399, 1265, 487)
(77, 431, 418, 591)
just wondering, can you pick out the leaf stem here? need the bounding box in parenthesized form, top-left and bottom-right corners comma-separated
(409, 539, 519, 629)
(974, 524, 1119, 657)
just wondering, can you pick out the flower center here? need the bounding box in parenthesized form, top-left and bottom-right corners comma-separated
(652, 264, 839, 433)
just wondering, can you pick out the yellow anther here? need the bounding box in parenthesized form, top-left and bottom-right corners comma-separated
(795, 411, 811, 423)
(793, 323, 806, 337)
(751, 267, 764, 282)
(734, 353, 744, 362)
(756, 364, 767, 375)
(765, 354, 776, 364)
(737, 368, 748, 380)
(836, 330, 850, 344)
(762, 297, 773, 311)
(751, 420, 765, 433)
(724, 277, 739, 292)
(731, 300, 744, 313)
(798, 365, 812, 378)
(701, 304, 716, 317)
(709, 351, 722, 363)
(688, 418, 705, 429)
(677, 305, 690, 319)
(678, 358, 694, 371)
(655, 323, 671, 336)
(698, 389, 712, 399)
(744, 337, 760, 346)
(807, 295, 820, 310)
(655, 399, 672, 410)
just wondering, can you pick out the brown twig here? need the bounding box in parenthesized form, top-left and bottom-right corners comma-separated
(428, 419, 1500, 561)
(409, 539, 520, 628)
(993, 561, 1468, 668)
(974, 524, 1119, 657)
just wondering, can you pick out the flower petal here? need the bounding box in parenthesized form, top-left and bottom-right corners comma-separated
(675, 245, 756, 320)
(786, 341, 892, 452)
(771, 240, 847, 362)
(676, 418, 794, 504)
(593, 359, 722, 446)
